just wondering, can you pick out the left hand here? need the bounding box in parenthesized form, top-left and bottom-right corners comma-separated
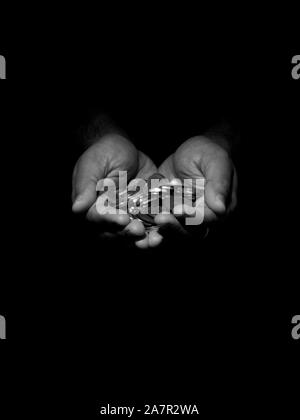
(151, 136, 237, 244)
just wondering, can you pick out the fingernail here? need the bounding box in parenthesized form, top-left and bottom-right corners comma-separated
(72, 196, 83, 209)
(216, 194, 226, 211)
(73, 198, 79, 207)
(74, 194, 84, 204)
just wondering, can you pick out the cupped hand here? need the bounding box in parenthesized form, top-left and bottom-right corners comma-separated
(153, 136, 237, 242)
(72, 134, 158, 246)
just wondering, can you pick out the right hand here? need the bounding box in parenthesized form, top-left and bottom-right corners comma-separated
(72, 134, 159, 247)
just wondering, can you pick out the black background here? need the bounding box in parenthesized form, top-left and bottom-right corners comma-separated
(0, 13, 299, 418)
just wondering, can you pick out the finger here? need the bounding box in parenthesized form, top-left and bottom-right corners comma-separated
(172, 203, 197, 218)
(203, 204, 219, 224)
(148, 228, 164, 247)
(72, 156, 102, 213)
(122, 219, 146, 238)
(135, 235, 150, 249)
(137, 151, 158, 179)
(203, 150, 233, 214)
(172, 203, 212, 236)
(86, 204, 131, 231)
(154, 213, 187, 236)
(98, 232, 118, 241)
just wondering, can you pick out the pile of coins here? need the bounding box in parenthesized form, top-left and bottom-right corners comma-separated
(112, 173, 203, 230)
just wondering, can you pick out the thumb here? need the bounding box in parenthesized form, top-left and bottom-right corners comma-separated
(203, 149, 233, 214)
(72, 156, 102, 213)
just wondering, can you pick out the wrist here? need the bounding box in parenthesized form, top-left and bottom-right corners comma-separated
(83, 114, 127, 148)
(204, 120, 239, 153)
(181, 135, 231, 156)
(203, 131, 231, 152)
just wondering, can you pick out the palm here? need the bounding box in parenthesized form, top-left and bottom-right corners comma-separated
(80, 134, 156, 185)
(158, 136, 236, 224)
(73, 134, 236, 248)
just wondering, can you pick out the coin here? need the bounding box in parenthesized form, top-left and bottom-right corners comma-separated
(101, 173, 203, 230)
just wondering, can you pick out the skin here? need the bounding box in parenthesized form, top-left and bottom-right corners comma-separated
(72, 134, 160, 248)
(153, 136, 238, 245)
(72, 133, 237, 249)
